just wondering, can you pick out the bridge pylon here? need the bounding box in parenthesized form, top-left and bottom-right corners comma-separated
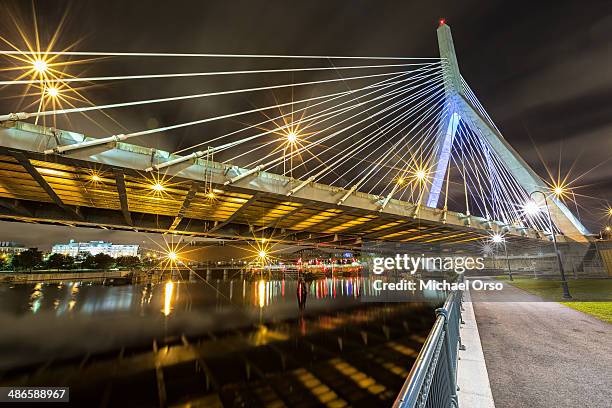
(426, 21, 590, 243)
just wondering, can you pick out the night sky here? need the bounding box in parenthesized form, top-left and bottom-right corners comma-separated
(0, 0, 610, 248)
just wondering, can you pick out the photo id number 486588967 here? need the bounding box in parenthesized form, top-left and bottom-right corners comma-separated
(0, 387, 69, 402)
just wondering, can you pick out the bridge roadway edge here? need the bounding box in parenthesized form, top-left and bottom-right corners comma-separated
(0, 120, 566, 245)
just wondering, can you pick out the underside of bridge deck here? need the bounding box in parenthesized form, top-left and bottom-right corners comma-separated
(0, 121, 567, 249)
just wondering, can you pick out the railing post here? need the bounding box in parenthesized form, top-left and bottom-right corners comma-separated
(436, 303, 459, 408)
(394, 286, 464, 408)
(457, 290, 466, 351)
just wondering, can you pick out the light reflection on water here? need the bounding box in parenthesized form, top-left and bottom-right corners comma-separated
(0, 277, 440, 369)
(163, 281, 174, 316)
(0, 277, 440, 317)
(6, 278, 345, 315)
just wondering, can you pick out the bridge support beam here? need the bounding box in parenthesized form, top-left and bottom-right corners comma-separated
(428, 21, 589, 243)
(169, 181, 201, 232)
(113, 168, 133, 226)
(426, 22, 464, 209)
(11, 150, 83, 221)
(427, 111, 460, 208)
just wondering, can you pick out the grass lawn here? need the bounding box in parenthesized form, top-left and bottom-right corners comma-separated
(499, 277, 612, 324)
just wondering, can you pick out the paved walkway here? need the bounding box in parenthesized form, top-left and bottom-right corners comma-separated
(470, 278, 612, 408)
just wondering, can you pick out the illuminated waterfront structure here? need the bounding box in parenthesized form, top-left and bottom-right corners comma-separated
(51, 240, 139, 258)
(0, 241, 26, 255)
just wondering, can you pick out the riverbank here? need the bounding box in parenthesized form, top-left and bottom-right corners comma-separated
(0, 270, 131, 283)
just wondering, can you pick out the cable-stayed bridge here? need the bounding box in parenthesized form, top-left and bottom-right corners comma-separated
(0, 23, 591, 249)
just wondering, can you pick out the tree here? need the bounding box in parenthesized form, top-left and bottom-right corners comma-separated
(0, 254, 9, 270)
(93, 253, 115, 270)
(81, 254, 96, 269)
(80, 253, 115, 270)
(12, 248, 43, 272)
(46, 253, 74, 271)
(116, 256, 141, 269)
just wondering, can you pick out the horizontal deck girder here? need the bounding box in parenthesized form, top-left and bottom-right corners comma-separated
(0, 121, 564, 247)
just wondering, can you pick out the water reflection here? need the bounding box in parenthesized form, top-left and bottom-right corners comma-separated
(163, 281, 174, 316)
(1, 276, 442, 319)
(257, 279, 266, 308)
(29, 282, 43, 313)
(297, 277, 307, 311)
(0, 276, 443, 371)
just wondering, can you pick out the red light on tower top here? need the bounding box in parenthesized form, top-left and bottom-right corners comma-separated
(439, 18, 446, 26)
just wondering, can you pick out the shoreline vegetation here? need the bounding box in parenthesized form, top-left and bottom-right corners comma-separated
(499, 276, 612, 324)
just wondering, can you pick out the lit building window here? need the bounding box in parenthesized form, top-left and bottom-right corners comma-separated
(50, 240, 140, 258)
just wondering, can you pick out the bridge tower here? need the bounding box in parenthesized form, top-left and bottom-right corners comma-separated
(426, 21, 590, 243)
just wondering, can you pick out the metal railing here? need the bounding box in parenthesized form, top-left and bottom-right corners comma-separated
(393, 283, 464, 408)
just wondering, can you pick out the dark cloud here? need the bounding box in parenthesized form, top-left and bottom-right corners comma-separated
(0, 0, 610, 245)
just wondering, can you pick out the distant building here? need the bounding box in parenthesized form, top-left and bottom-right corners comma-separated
(51, 240, 139, 258)
(0, 241, 26, 255)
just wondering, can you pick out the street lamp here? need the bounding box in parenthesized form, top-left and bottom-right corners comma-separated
(33, 59, 48, 74)
(46, 86, 59, 97)
(491, 233, 513, 281)
(527, 191, 572, 299)
(152, 182, 165, 192)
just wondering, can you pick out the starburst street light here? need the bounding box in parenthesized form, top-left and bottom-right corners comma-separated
(524, 200, 540, 216)
(46, 86, 59, 97)
(85, 169, 105, 184)
(491, 233, 504, 243)
(287, 131, 297, 143)
(407, 162, 430, 185)
(490, 232, 512, 280)
(167, 251, 178, 261)
(0, 9, 119, 131)
(258, 250, 267, 259)
(553, 185, 565, 197)
(152, 182, 165, 192)
(142, 173, 182, 198)
(32, 59, 48, 74)
(416, 169, 426, 181)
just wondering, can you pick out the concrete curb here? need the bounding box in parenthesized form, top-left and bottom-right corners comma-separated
(457, 288, 496, 407)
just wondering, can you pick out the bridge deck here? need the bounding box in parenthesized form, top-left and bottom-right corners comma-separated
(0, 121, 554, 247)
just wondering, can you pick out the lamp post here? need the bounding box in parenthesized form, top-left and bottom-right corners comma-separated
(491, 233, 512, 281)
(528, 190, 572, 299)
(502, 239, 513, 281)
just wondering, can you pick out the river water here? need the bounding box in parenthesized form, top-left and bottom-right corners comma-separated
(0, 276, 445, 406)
(0, 276, 443, 369)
